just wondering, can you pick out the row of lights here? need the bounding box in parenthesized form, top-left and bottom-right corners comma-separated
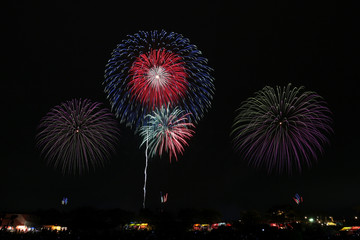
(305, 216, 358, 223)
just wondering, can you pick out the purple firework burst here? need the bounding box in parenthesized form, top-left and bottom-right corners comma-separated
(231, 84, 333, 174)
(36, 99, 120, 175)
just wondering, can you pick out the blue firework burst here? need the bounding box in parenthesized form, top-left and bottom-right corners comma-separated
(104, 30, 214, 129)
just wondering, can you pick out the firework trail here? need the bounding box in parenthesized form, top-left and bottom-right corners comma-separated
(143, 129, 149, 209)
(231, 84, 332, 174)
(36, 99, 119, 175)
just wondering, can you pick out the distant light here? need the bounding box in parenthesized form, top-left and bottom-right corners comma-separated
(52, 226, 61, 231)
(61, 197, 68, 205)
(326, 222, 336, 226)
(16, 225, 27, 231)
(309, 218, 314, 223)
(355, 216, 358, 220)
(340, 227, 351, 231)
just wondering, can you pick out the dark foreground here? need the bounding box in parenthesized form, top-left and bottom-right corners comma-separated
(1, 227, 359, 240)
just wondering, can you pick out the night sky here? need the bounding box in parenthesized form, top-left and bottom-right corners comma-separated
(3, 1, 359, 220)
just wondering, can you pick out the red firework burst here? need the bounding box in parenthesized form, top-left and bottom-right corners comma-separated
(128, 49, 188, 108)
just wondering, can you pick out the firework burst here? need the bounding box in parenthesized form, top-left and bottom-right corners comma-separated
(104, 30, 214, 129)
(140, 106, 195, 162)
(231, 84, 332, 174)
(36, 99, 120, 175)
(129, 49, 188, 108)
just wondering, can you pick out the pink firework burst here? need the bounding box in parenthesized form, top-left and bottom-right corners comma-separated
(129, 49, 188, 108)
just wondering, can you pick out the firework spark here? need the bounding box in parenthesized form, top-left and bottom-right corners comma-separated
(140, 106, 195, 162)
(36, 99, 120, 175)
(231, 84, 332, 174)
